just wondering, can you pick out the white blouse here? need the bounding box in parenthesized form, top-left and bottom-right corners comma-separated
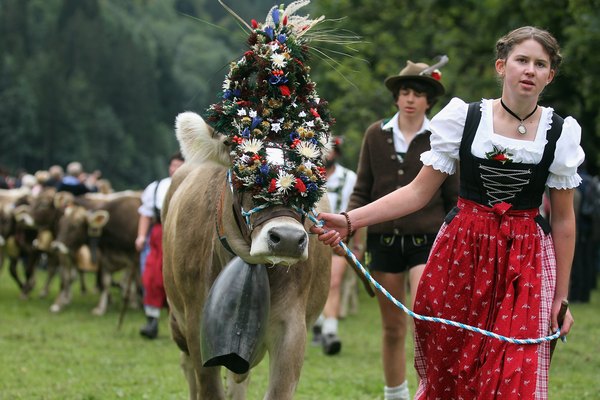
(420, 98, 585, 189)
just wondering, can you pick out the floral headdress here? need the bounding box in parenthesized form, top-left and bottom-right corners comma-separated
(206, 1, 334, 211)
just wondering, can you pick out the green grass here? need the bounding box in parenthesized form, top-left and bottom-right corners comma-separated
(1, 265, 598, 399)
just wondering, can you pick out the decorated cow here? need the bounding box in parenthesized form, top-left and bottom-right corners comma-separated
(162, 2, 341, 398)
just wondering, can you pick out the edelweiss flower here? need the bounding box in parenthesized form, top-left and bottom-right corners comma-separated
(237, 109, 247, 116)
(296, 142, 320, 160)
(271, 123, 282, 133)
(222, 78, 231, 90)
(276, 171, 295, 194)
(271, 53, 288, 68)
(249, 110, 258, 118)
(240, 138, 264, 154)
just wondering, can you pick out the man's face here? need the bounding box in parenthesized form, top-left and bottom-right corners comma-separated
(169, 159, 184, 177)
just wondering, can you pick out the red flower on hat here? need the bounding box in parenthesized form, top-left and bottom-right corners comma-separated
(431, 70, 442, 81)
(268, 178, 277, 193)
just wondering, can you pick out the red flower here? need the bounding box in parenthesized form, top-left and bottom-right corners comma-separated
(268, 178, 277, 193)
(310, 108, 320, 118)
(431, 71, 442, 81)
(251, 19, 258, 29)
(295, 178, 306, 193)
(282, 15, 288, 26)
(492, 153, 508, 162)
(244, 50, 254, 58)
(279, 85, 291, 96)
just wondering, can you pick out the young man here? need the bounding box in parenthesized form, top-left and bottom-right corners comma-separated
(347, 60, 458, 400)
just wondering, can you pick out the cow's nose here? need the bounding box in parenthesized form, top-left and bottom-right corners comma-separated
(267, 226, 307, 256)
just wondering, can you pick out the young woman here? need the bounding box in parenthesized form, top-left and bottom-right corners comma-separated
(312, 26, 582, 399)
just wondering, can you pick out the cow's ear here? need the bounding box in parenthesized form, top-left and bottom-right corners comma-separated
(87, 210, 110, 228)
(13, 204, 35, 227)
(175, 112, 230, 167)
(54, 191, 74, 209)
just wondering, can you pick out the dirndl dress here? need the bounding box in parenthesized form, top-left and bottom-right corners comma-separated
(413, 99, 583, 400)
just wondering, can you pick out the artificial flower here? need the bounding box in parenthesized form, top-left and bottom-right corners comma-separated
(240, 138, 264, 154)
(271, 53, 287, 68)
(296, 142, 320, 159)
(276, 171, 295, 194)
(279, 85, 291, 96)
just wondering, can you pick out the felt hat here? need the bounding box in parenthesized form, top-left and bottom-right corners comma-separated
(384, 60, 446, 96)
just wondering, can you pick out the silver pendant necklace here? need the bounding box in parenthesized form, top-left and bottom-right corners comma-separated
(500, 99, 538, 135)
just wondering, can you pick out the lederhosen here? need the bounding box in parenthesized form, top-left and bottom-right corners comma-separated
(413, 102, 563, 400)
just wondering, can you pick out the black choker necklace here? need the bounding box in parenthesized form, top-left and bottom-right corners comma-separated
(500, 99, 538, 135)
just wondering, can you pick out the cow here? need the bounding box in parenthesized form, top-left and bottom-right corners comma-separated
(162, 112, 332, 400)
(50, 192, 141, 315)
(0, 188, 41, 298)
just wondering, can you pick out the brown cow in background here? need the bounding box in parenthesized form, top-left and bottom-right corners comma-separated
(162, 113, 331, 400)
(50, 192, 141, 315)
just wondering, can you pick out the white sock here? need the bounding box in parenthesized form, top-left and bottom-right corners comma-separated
(384, 381, 409, 400)
(322, 317, 338, 336)
(144, 305, 161, 318)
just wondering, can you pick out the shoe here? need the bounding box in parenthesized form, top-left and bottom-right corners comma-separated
(321, 333, 341, 355)
(140, 317, 158, 339)
(311, 325, 322, 346)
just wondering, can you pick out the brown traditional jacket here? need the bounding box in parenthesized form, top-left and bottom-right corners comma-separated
(347, 119, 459, 236)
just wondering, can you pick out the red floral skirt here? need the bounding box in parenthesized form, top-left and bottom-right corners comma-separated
(414, 198, 555, 400)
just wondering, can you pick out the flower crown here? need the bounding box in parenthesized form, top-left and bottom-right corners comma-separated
(206, 1, 333, 211)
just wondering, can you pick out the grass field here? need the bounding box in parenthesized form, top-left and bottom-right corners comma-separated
(1, 265, 599, 399)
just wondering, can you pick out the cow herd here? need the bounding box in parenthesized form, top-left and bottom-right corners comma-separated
(0, 186, 142, 315)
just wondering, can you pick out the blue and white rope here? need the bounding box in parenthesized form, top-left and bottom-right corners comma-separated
(303, 208, 562, 345)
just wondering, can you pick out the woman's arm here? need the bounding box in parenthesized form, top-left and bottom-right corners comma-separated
(349, 165, 448, 230)
(312, 165, 448, 244)
(549, 187, 576, 336)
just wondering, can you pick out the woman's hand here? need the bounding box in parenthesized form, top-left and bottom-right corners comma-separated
(309, 212, 347, 247)
(550, 299, 573, 337)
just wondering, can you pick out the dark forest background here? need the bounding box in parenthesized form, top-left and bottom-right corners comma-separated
(1, 0, 599, 189)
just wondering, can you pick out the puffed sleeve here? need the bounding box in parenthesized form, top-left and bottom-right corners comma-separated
(546, 116, 585, 189)
(138, 181, 158, 217)
(420, 97, 467, 175)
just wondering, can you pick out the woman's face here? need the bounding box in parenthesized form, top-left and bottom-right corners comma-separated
(396, 88, 429, 118)
(496, 38, 555, 99)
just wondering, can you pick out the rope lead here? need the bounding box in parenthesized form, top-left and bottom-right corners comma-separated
(304, 208, 562, 345)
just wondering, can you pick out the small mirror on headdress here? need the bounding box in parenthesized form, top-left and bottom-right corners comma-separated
(266, 147, 285, 166)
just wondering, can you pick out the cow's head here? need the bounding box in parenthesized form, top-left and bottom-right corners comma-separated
(51, 205, 109, 255)
(176, 111, 332, 266)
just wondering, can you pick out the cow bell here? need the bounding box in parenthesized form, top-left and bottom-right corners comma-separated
(200, 257, 270, 374)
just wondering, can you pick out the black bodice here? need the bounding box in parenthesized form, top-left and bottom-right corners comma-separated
(459, 102, 564, 210)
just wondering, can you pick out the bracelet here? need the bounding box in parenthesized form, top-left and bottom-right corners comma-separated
(340, 211, 354, 239)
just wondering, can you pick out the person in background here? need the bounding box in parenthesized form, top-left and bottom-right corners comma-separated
(56, 161, 91, 196)
(312, 136, 358, 355)
(45, 165, 64, 189)
(136, 151, 185, 339)
(313, 26, 580, 400)
(344, 58, 457, 400)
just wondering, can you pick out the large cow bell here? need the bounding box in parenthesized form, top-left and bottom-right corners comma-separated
(200, 256, 270, 374)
